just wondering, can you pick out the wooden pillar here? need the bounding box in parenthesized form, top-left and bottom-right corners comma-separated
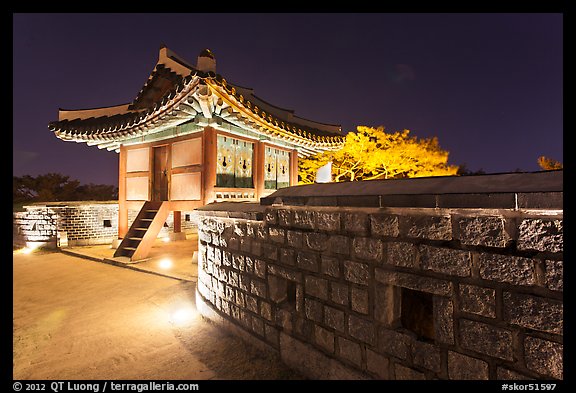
(118, 146, 128, 238)
(203, 127, 217, 204)
(290, 149, 299, 186)
(173, 211, 181, 233)
(255, 141, 265, 200)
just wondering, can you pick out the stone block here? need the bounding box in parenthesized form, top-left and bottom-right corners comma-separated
(267, 264, 302, 283)
(277, 209, 293, 227)
(279, 333, 368, 380)
(305, 298, 323, 323)
(402, 214, 452, 240)
(252, 316, 264, 336)
(235, 289, 245, 307)
(518, 218, 563, 253)
(503, 292, 563, 334)
(250, 279, 267, 298)
(305, 275, 328, 300)
(330, 282, 349, 306)
(348, 314, 375, 345)
(276, 308, 292, 332)
(497, 368, 534, 380)
(459, 319, 513, 360)
(420, 245, 471, 277)
(251, 240, 262, 257)
(264, 324, 280, 348)
(244, 256, 254, 274)
(305, 232, 330, 252)
(261, 243, 278, 261)
(279, 248, 295, 266)
(324, 305, 345, 332)
(316, 211, 341, 232)
(524, 336, 562, 379)
(254, 259, 266, 278)
(447, 351, 489, 380)
(264, 209, 277, 225)
(343, 212, 369, 235)
(338, 337, 362, 367)
(459, 284, 496, 318)
(374, 284, 400, 328)
(328, 235, 350, 255)
(260, 300, 273, 321)
(412, 340, 442, 373)
(378, 328, 410, 360)
(320, 256, 340, 278)
(366, 349, 390, 379)
(457, 216, 511, 247)
(394, 364, 425, 380)
(352, 237, 383, 262)
(286, 230, 303, 248)
(314, 324, 335, 353)
(268, 227, 285, 244)
(246, 294, 259, 314)
(296, 251, 319, 272)
(232, 254, 245, 271)
(269, 275, 288, 303)
(351, 287, 369, 315)
(344, 261, 370, 286)
(375, 269, 452, 296)
(294, 210, 315, 229)
(385, 242, 418, 268)
(370, 213, 399, 237)
(545, 260, 563, 292)
(479, 254, 535, 286)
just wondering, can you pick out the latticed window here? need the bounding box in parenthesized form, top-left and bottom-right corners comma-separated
(216, 135, 254, 188)
(265, 147, 290, 190)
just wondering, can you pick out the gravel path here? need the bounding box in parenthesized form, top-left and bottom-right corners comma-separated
(13, 249, 303, 380)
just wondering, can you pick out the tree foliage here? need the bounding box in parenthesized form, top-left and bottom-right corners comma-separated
(299, 126, 459, 184)
(13, 173, 118, 204)
(537, 156, 563, 171)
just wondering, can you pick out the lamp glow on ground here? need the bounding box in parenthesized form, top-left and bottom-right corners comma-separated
(15, 242, 42, 255)
(168, 302, 198, 327)
(159, 258, 173, 270)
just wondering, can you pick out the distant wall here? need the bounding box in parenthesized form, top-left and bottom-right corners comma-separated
(13, 201, 197, 248)
(194, 171, 563, 380)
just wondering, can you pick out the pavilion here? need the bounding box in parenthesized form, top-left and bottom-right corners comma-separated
(49, 47, 343, 260)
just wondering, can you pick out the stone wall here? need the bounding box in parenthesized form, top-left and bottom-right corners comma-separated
(14, 202, 197, 248)
(194, 172, 563, 380)
(13, 202, 118, 248)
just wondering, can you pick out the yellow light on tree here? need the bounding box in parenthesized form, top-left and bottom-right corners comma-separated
(299, 125, 459, 184)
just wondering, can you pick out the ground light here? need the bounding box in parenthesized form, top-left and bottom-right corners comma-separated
(168, 301, 197, 327)
(162, 237, 171, 243)
(159, 258, 173, 270)
(14, 242, 42, 255)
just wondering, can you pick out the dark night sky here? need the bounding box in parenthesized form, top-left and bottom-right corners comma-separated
(13, 13, 563, 187)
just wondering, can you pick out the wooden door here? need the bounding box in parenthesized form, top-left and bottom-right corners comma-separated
(153, 145, 169, 201)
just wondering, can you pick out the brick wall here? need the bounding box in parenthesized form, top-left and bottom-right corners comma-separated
(194, 184, 563, 380)
(14, 202, 197, 248)
(13, 202, 119, 247)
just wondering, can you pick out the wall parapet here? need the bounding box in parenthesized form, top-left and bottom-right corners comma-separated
(194, 171, 563, 380)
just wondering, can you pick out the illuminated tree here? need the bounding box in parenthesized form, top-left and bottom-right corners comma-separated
(537, 156, 563, 170)
(299, 126, 458, 184)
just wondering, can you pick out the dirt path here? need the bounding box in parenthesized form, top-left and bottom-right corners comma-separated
(13, 250, 303, 380)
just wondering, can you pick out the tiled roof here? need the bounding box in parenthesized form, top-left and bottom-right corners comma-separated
(49, 47, 345, 154)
